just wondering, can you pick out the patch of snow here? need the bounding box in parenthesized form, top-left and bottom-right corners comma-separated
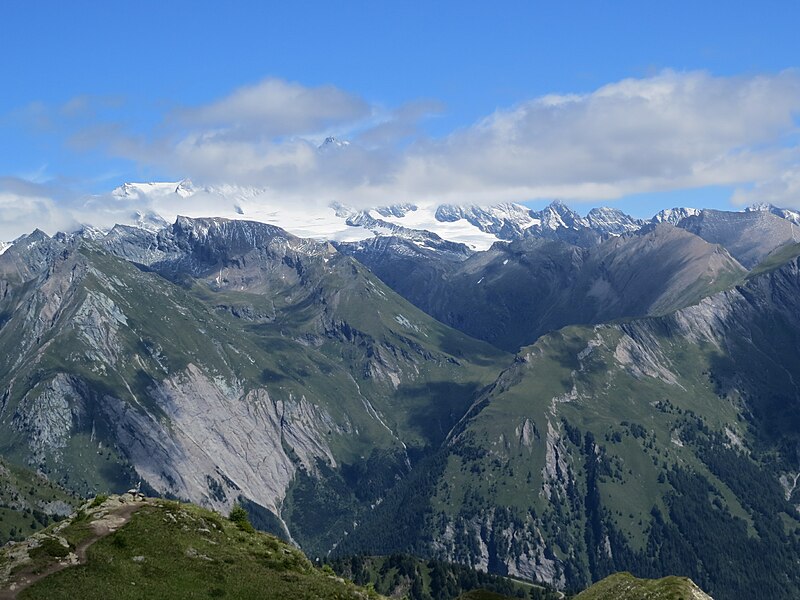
(394, 314, 419, 331)
(379, 203, 500, 250)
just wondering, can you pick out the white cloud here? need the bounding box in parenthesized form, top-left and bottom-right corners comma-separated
(4, 70, 800, 240)
(731, 160, 800, 207)
(99, 70, 800, 208)
(175, 78, 371, 139)
(393, 70, 800, 203)
(0, 178, 79, 241)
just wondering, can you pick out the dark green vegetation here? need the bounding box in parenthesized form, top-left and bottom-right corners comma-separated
(326, 554, 560, 600)
(455, 591, 520, 600)
(0, 458, 77, 544)
(573, 572, 710, 600)
(9, 498, 382, 600)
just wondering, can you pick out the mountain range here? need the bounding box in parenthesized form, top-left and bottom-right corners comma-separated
(2, 185, 800, 599)
(21, 179, 794, 254)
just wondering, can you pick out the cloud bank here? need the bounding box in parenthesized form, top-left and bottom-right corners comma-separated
(2, 70, 800, 239)
(108, 70, 800, 205)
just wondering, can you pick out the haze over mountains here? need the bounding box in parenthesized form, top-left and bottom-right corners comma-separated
(2, 183, 800, 599)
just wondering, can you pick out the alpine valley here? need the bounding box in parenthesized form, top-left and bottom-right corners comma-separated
(2, 183, 800, 599)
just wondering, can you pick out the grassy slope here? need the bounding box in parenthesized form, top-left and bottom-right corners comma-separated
(14, 498, 382, 600)
(456, 591, 520, 600)
(428, 321, 800, 590)
(574, 572, 710, 600)
(437, 326, 746, 531)
(745, 241, 800, 279)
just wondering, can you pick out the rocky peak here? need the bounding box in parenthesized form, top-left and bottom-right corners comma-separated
(745, 202, 800, 226)
(651, 206, 701, 225)
(586, 207, 644, 236)
(171, 215, 292, 249)
(374, 204, 418, 218)
(318, 136, 350, 151)
(536, 201, 585, 230)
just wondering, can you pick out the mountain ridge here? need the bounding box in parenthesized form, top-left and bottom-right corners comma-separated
(337, 222, 747, 351)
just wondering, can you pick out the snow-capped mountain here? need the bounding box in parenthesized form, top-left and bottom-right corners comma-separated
(112, 179, 196, 200)
(533, 200, 585, 231)
(434, 203, 540, 239)
(101, 180, 658, 252)
(651, 207, 701, 225)
(318, 136, 351, 151)
(54, 179, 799, 259)
(430, 201, 643, 242)
(104, 181, 657, 251)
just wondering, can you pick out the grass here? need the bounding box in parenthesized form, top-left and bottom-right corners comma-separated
(746, 242, 800, 279)
(20, 499, 383, 600)
(573, 572, 707, 599)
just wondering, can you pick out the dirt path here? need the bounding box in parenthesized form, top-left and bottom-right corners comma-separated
(0, 500, 146, 599)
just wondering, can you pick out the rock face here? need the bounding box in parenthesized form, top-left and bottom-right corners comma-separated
(745, 202, 800, 226)
(585, 207, 645, 236)
(675, 209, 800, 267)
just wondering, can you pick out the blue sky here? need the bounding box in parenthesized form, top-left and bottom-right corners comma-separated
(1, 0, 799, 232)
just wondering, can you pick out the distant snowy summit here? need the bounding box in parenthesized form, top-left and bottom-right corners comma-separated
(112, 179, 196, 200)
(35, 179, 794, 255)
(651, 207, 701, 225)
(318, 136, 351, 151)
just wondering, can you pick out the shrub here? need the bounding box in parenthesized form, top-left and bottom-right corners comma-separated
(229, 504, 255, 533)
(29, 537, 70, 559)
(89, 494, 109, 508)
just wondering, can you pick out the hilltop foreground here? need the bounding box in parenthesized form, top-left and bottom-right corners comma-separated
(0, 494, 381, 599)
(574, 572, 713, 600)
